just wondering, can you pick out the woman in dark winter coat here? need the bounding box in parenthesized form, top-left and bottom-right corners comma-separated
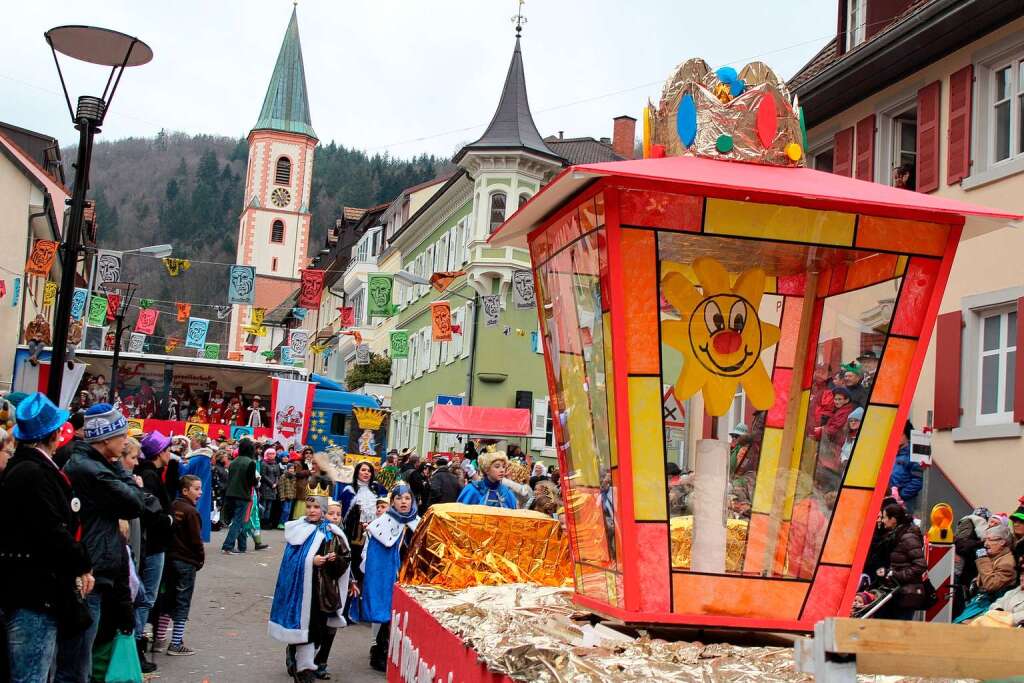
(876, 503, 927, 620)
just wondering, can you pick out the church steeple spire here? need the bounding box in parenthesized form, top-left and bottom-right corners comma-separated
(253, 7, 316, 139)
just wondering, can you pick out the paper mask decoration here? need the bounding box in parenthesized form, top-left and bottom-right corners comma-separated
(355, 343, 370, 365)
(429, 271, 466, 292)
(214, 305, 232, 320)
(367, 273, 396, 317)
(288, 329, 310, 358)
(252, 308, 266, 326)
(184, 317, 209, 350)
(482, 295, 501, 327)
(70, 288, 88, 320)
(261, 351, 275, 360)
(135, 308, 159, 335)
(9, 278, 17, 307)
(176, 302, 191, 322)
(298, 268, 325, 309)
(128, 332, 146, 353)
(163, 258, 191, 276)
(95, 249, 122, 287)
(164, 337, 181, 353)
(390, 330, 409, 358)
(228, 265, 256, 305)
(242, 324, 267, 337)
(26, 240, 59, 276)
(203, 343, 220, 360)
(228, 351, 243, 361)
(280, 347, 293, 365)
(43, 281, 58, 306)
(106, 294, 120, 321)
(139, 298, 153, 309)
(83, 325, 105, 350)
(338, 307, 354, 328)
(431, 301, 452, 342)
(291, 307, 307, 320)
(0, 280, 5, 299)
(87, 296, 108, 327)
(512, 270, 537, 309)
(661, 257, 780, 416)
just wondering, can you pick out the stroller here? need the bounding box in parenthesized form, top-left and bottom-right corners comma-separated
(852, 576, 901, 618)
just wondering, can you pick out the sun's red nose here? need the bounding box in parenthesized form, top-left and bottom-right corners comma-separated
(712, 330, 742, 355)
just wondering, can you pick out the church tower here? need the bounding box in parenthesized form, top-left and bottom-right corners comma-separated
(231, 6, 317, 356)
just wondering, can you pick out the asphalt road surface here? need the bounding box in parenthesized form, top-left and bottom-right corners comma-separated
(152, 528, 383, 683)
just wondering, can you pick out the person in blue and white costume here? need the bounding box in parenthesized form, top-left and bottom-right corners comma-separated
(352, 484, 420, 672)
(456, 450, 518, 509)
(268, 489, 351, 683)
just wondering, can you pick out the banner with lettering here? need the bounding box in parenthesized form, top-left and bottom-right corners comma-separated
(95, 249, 122, 288)
(87, 296, 107, 327)
(70, 288, 88, 320)
(366, 273, 395, 317)
(43, 281, 58, 306)
(26, 240, 59, 276)
(270, 377, 316, 446)
(128, 333, 146, 353)
(185, 317, 209, 349)
(203, 343, 220, 360)
(389, 329, 409, 358)
(431, 301, 452, 342)
(176, 302, 191, 322)
(252, 308, 266, 326)
(482, 294, 501, 327)
(288, 329, 310, 359)
(298, 268, 325, 309)
(227, 265, 256, 305)
(135, 308, 159, 335)
(512, 270, 537, 309)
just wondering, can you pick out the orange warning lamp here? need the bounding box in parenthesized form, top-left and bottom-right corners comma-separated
(927, 503, 954, 544)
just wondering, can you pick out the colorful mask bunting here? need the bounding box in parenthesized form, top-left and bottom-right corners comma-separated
(429, 270, 466, 292)
(184, 317, 209, 349)
(70, 288, 88, 320)
(288, 329, 310, 358)
(106, 294, 120, 321)
(0, 280, 6, 299)
(139, 299, 154, 309)
(261, 351, 275, 360)
(203, 343, 220, 360)
(281, 347, 293, 365)
(298, 269, 326, 309)
(95, 249, 122, 287)
(26, 240, 59, 276)
(87, 296, 107, 327)
(243, 344, 258, 352)
(252, 308, 266, 326)
(214, 305, 232, 320)
(366, 273, 396, 317)
(227, 352, 243, 361)
(242, 324, 267, 337)
(291, 307, 307, 320)
(164, 337, 181, 353)
(389, 330, 409, 358)
(430, 301, 453, 342)
(512, 270, 537, 309)
(176, 302, 191, 322)
(162, 258, 191, 276)
(43, 281, 58, 306)
(135, 308, 159, 335)
(354, 343, 370, 365)
(83, 325, 105, 350)
(338, 307, 355, 328)
(128, 332, 146, 353)
(482, 295, 501, 327)
(10, 278, 19, 307)
(227, 265, 256, 305)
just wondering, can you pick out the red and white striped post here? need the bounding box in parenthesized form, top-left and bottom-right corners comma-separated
(924, 502, 955, 622)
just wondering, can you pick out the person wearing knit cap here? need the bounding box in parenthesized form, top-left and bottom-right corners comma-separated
(62, 403, 146, 679)
(840, 406, 864, 465)
(259, 447, 280, 529)
(841, 361, 869, 406)
(456, 450, 518, 508)
(1010, 510, 1024, 567)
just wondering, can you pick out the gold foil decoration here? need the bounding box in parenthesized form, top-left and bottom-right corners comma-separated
(505, 459, 530, 484)
(670, 515, 749, 573)
(399, 503, 571, 589)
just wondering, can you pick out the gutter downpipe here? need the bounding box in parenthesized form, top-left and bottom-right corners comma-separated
(465, 291, 480, 405)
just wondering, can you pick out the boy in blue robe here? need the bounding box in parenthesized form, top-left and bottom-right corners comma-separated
(268, 488, 351, 683)
(351, 484, 420, 672)
(456, 450, 518, 509)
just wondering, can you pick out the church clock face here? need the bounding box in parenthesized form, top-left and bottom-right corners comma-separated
(271, 188, 291, 207)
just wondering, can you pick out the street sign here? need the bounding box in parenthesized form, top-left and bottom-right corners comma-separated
(910, 428, 932, 465)
(436, 394, 463, 407)
(663, 387, 685, 428)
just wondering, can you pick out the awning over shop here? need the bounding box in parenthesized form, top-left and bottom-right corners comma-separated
(427, 404, 532, 437)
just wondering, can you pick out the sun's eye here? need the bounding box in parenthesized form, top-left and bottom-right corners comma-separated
(729, 300, 746, 332)
(704, 300, 724, 334)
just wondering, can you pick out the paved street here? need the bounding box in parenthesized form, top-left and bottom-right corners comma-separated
(153, 529, 383, 683)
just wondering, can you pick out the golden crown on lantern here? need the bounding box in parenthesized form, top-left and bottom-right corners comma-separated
(644, 58, 806, 167)
(352, 407, 387, 431)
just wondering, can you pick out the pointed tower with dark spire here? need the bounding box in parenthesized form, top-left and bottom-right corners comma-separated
(231, 6, 319, 357)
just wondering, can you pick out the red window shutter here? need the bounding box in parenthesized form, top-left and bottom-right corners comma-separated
(916, 81, 941, 193)
(934, 310, 963, 429)
(947, 64, 973, 185)
(855, 114, 876, 181)
(1015, 298, 1024, 424)
(833, 127, 854, 177)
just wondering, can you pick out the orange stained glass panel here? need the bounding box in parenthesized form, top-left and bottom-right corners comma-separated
(890, 257, 941, 337)
(766, 367, 793, 428)
(820, 487, 874, 565)
(671, 572, 810, 619)
(775, 296, 804, 369)
(801, 564, 851, 623)
(742, 512, 770, 575)
(636, 523, 671, 612)
(619, 189, 702, 231)
(576, 563, 612, 604)
(580, 197, 599, 232)
(855, 215, 950, 257)
(704, 199, 856, 245)
(872, 337, 917, 405)
(620, 229, 660, 374)
(844, 253, 899, 291)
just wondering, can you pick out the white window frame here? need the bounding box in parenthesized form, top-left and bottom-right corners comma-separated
(420, 328, 431, 374)
(429, 330, 439, 372)
(410, 408, 420, 452)
(450, 307, 463, 361)
(424, 246, 435, 293)
(461, 302, 474, 359)
(846, 0, 866, 51)
(447, 226, 458, 271)
(422, 402, 434, 455)
(965, 36, 1024, 189)
(462, 217, 472, 264)
(408, 332, 418, 380)
(953, 286, 1024, 442)
(437, 233, 449, 273)
(873, 88, 920, 188)
(975, 308, 1017, 426)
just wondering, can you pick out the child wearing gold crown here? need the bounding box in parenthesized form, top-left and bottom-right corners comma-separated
(269, 486, 351, 683)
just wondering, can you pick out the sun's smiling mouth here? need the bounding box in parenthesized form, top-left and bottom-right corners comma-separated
(697, 344, 754, 374)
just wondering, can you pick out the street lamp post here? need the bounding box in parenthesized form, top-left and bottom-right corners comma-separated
(43, 25, 152, 403)
(100, 281, 138, 403)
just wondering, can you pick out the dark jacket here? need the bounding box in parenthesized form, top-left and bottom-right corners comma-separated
(136, 459, 173, 556)
(887, 522, 927, 605)
(53, 436, 83, 470)
(427, 469, 462, 507)
(225, 454, 257, 500)
(259, 459, 279, 501)
(888, 445, 923, 504)
(212, 461, 228, 498)
(169, 498, 204, 569)
(954, 516, 985, 588)
(0, 446, 92, 617)
(407, 466, 430, 507)
(63, 440, 146, 587)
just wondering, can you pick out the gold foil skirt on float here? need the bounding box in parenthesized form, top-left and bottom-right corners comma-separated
(670, 516, 749, 573)
(398, 503, 572, 589)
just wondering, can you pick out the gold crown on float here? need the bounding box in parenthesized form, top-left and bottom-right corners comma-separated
(352, 407, 387, 431)
(307, 480, 332, 500)
(644, 58, 807, 167)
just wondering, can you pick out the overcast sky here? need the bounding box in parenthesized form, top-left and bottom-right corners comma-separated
(3, 0, 836, 158)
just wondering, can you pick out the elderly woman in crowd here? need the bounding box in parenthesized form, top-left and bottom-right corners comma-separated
(975, 523, 1018, 594)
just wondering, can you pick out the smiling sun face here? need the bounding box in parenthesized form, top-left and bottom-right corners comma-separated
(662, 257, 781, 417)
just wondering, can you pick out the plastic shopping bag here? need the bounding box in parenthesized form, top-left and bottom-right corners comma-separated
(104, 632, 143, 683)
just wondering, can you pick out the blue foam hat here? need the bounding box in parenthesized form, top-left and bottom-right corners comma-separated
(13, 392, 69, 442)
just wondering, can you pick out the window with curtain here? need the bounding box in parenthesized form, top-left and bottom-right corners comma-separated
(489, 192, 507, 233)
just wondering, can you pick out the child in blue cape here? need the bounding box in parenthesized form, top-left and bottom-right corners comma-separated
(350, 484, 420, 672)
(456, 450, 518, 509)
(268, 492, 351, 683)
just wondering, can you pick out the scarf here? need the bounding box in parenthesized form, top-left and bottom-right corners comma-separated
(386, 484, 418, 524)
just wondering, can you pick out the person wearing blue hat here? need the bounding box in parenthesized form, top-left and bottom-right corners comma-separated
(61, 403, 146, 681)
(0, 392, 94, 683)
